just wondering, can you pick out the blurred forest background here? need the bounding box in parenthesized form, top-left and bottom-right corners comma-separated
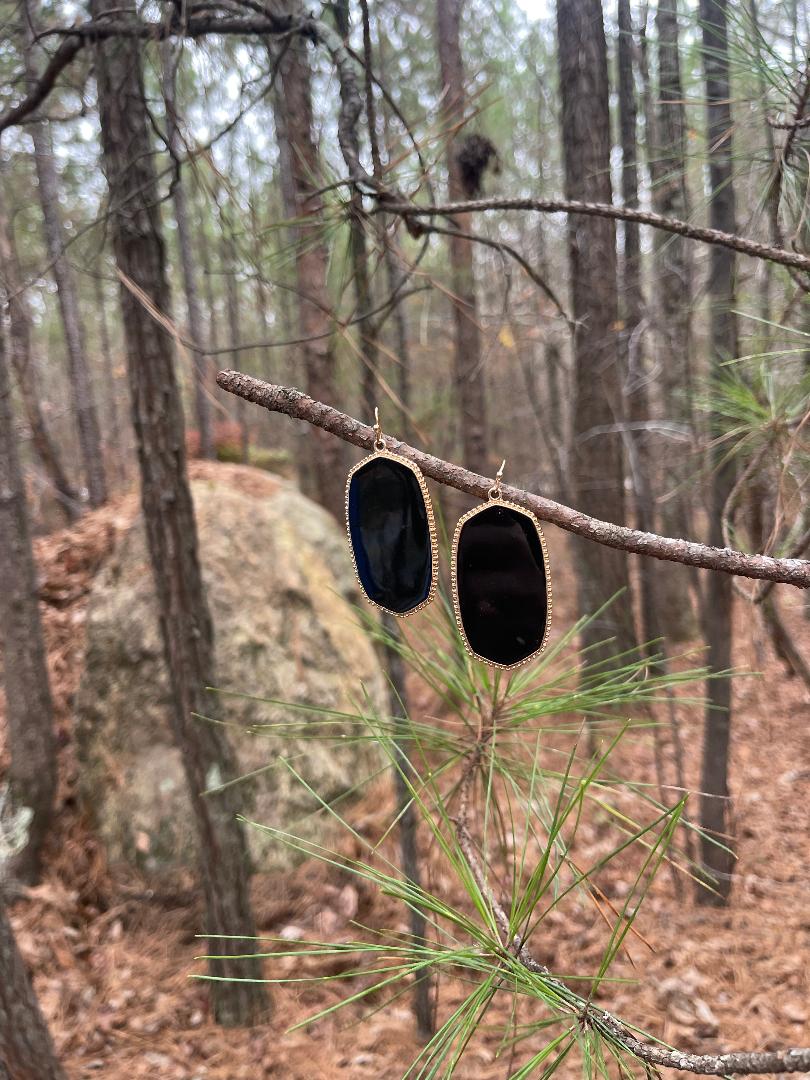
(0, 0, 809, 1075)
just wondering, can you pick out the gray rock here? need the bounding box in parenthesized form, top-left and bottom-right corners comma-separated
(75, 464, 386, 874)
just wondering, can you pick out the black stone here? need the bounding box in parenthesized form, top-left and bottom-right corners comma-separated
(347, 456, 433, 614)
(455, 503, 548, 667)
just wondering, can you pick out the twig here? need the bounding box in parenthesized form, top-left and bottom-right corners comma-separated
(215, 371, 810, 589)
(418, 221, 571, 325)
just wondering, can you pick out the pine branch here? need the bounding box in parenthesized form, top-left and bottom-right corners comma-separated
(452, 731, 810, 1076)
(216, 371, 810, 589)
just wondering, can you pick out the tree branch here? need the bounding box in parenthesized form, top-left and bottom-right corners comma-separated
(452, 717, 810, 1075)
(215, 371, 810, 589)
(0, 34, 83, 135)
(378, 198, 810, 274)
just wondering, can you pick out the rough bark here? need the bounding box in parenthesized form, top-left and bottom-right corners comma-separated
(161, 41, 214, 461)
(22, 0, 107, 508)
(697, 0, 738, 905)
(556, 0, 637, 657)
(0, 892, 65, 1079)
(0, 304, 58, 888)
(436, 0, 488, 473)
(91, 0, 268, 1022)
(652, 0, 697, 640)
(0, 187, 79, 522)
(273, 36, 344, 519)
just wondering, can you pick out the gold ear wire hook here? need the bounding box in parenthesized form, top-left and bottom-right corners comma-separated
(489, 459, 506, 500)
(373, 407, 385, 451)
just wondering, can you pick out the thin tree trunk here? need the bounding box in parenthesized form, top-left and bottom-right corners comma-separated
(556, 0, 637, 658)
(161, 41, 214, 461)
(198, 197, 220, 436)
(333, 6, 433, 1031)
(617, 0, 660, 646)
(697, 0, 738, 906)
(652, 0, 697, 641)
(0, 308, 58, 888)
(22, 0, 107, 508)
(93, 262, 124, 488)
(383, 617, 435, 1040)
(617, 0, 653, 539)
(0, 188, 79, 523)
(220, 197, 249, 464)
(0, 891, 65, 1079)
(382, 233, 413, 438)
(273, 37, 344, 518)
(618, 3, 687, 863)
(436, 0, 488, 473)
(375, 25, 413, 440)
(247, 185, 273, 384)
(91, 0, 268, 1022)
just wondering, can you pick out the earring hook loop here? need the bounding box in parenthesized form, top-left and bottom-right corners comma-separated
(489, 459, 506, 500)
(373, 407, 385, 451)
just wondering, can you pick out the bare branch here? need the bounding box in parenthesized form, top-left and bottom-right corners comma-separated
(0, 34, 83, 136)
(215, 371, 810, 589)
(419, 220, 571, 324)
(378, 197, 810, 274)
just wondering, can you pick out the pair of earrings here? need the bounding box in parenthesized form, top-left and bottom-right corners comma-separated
(345, 411, 552, 670)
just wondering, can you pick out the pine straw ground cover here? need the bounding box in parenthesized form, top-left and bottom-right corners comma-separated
(1, 464, 808, 1079)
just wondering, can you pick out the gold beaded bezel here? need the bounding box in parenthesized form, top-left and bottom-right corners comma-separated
(345, 447, 439, 619)
(451, 498, 553, 670)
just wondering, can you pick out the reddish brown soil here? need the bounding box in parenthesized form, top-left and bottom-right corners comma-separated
(2, 468, 809, 1078)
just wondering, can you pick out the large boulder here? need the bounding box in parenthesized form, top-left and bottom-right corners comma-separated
(75, 462, 387, 874)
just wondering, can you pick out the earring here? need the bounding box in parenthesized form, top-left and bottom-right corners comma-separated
(451, 461, 552, 669)
(345, 409, 438, 617)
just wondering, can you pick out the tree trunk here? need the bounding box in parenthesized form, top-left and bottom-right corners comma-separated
(436, 0, 488, 473)
(556, 0, 636, 657)
(22, 0, 107, 508)
(91, 0, 268, 1022)
(93, 262, 125, 488)
(697, 0, 738, 906)
(617, 0, 658, 645)
(652, 0, 697, 641)
(0, 188, 79, 523)
(220, 197, 249, 463)
(161, 41, 215, 462)
(0, 892, 65, 1080)
(376, 26, 413, 440)
(273, 37, 345, 518)
(0, 306, 58, 888)
(247, 184, 273, 386)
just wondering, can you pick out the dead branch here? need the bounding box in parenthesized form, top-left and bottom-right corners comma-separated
(418, 220, 571, 324)
(216, 371, 810, 589)
(0, 34, 83, 135)
(378, 198, 810, 275)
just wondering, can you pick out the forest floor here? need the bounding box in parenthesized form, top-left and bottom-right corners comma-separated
(3, 464, 809, 1079)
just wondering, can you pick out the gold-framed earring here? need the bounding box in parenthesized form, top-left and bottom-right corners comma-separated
(345, 409, 438, 617)
(451, 460, 552, 669)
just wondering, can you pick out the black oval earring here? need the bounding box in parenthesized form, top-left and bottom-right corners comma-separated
(452, 461, 552, 669)
(346, 410, 438, 617)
